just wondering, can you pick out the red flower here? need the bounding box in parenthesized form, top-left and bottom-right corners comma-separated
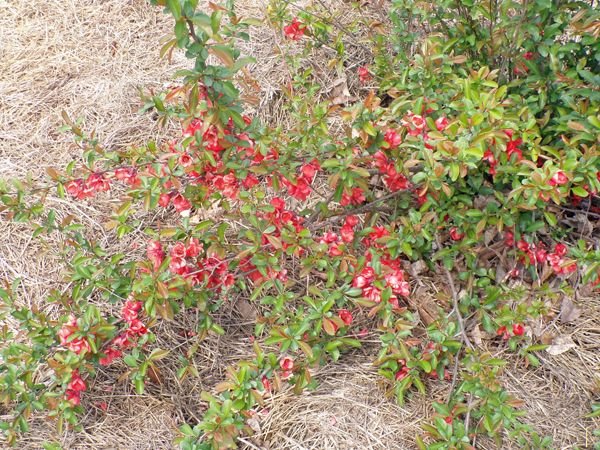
(66, 389, 81, 406)
(99, 347, 122, 366)
(128, 319, 147, 336)
(352, 275, 369, 289)
(114, 167, 139, 186)
(242, 173, 260, 189)
(170, 242, 187, 259)
(169, 256, 188, 276)
(301, 159, 321, 179)
(517, 239, 530, 252)
(549, 171, 568, 186)
(513, 323, 524, 336)
(340, 225, 354, 243)
(341, 187, 366, 206)
(384, 129, 402, 149)
(158, 193, 171, 207)
(357, 66, 371, 84)
(435, 116, 449, 131)
(395, 361, 410, 381)
(385, 271, 410, 297)
(554, 243, 568, 257)
(283, 18, 306, 41)
(496, 326, 510, 340)
(523, 51, 534, 60)
(280, 356, 294, 371)
(338, 309, 353, 326)
(383, 171, 409, 192)
(121, 298, 142, 322)
(449, 227, 465, 241)
(147, 240, 165, 270)
(66, 370, 87, 405)
(363, 286, 382, 303)
(345, 215, 359, 227)
(86, 172, 110, 193)
(261, 375, 271, 392)
(535, 248, 548, 263)
(506, 136, 523, 162)
(178, 153, 193, 167)
(186, 238, 202, 258)
(68, 337, 91, 355)
(183, 118, 203, 137)
(112, 333, 133, 349)
(67, 370, 87, 394)
(172, 193, 192, 215)
(401, 111, 426, 136)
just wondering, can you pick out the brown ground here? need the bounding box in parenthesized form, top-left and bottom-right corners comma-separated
(0, 1, 598, 449)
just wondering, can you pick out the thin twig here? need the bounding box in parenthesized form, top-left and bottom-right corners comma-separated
(309, 189, 404, 230)
(558, 205, 600, 219)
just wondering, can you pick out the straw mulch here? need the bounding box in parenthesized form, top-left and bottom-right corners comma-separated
(1, 0, 598, 449)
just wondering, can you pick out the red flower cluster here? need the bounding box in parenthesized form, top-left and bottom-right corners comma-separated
(114, 167, 141, 187)
(261, 197, 305, 252)
(100, 296, 148, 365)
(319, 231, 344, 257)
(505, 130, 523, 162)
(58, 315, 91, 355)
(483, 148, 497, 176)
(516, 240, 576, 275)
(341, 187, 366, 206)
(66, 167, 142, 200)
(65, 370, 86, 406)
(283, 18, 306, 41)
(497, 323, 524, 340)
(147, 240, 165, 270)
(383, 129, 402, 149)
(279, 160, 321, 201)
(549, 170, 568, 186)
(158, 238, 236, 289)
(401, 111, 426, 137)
(340, 215, 359, 243)
(435, 116, 449, 131)
(373, 150, 409, 192)
(65, 173, 109, 200)
(352, 257, 410, 309)
(239, 256, 287, 285)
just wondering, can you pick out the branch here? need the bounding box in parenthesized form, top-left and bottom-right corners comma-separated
(309, 189, 404, 229)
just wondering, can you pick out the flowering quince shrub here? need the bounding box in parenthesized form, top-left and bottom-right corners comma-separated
(0, 0, 599, 449)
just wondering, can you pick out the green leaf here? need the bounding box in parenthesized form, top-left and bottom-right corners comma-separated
(166, 0, 182, 20)
(571, 186, 588, 197)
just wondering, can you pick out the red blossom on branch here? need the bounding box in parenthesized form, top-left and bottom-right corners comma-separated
(283, 18, 306, 41)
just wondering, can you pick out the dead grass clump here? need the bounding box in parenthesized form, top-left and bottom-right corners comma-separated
(2, 0, 599, 449)
(0, 0, 186, 182)
(17, 396, 177, 450)
(245, 360, 440, 450)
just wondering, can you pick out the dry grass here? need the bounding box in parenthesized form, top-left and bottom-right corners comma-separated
(244, 361, 437, 450)
(1, 0, 599, 449)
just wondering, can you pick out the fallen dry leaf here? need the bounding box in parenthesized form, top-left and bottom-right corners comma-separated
(235, 298, 257, 320)
(470, 325, 484, 347)
(247, 417, 261, 433)
(559, 297, 582, 323)
(546, 335, 577, 356)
